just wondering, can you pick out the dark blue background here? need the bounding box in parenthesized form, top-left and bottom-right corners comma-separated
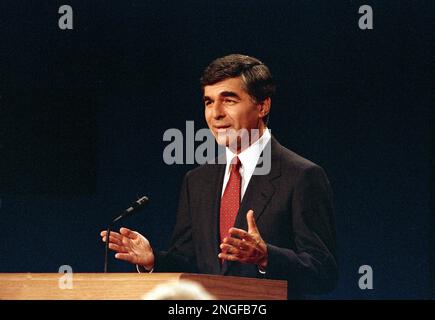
(0, 1, 433, 299)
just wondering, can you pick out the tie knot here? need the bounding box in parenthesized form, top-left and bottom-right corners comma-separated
(230, 156, 241, 171)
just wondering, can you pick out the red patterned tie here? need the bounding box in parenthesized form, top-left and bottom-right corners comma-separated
(220, 156, 242, 243)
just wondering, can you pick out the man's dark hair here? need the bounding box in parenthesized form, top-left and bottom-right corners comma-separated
(200, 54, 276, 124)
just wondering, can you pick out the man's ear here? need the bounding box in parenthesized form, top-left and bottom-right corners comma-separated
(258, 97, 271, 120)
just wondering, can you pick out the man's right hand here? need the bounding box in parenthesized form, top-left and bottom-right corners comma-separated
(100, 227, 155, 271)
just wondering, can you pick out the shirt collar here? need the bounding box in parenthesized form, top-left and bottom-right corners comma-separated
(225, 128, 271, 175)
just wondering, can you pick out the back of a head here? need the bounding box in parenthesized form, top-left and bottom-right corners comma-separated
(142, 280, 215, 300)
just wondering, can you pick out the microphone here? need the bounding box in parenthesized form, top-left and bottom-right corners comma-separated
(111, 196, 149, 224)
(104, 195, 150, 272)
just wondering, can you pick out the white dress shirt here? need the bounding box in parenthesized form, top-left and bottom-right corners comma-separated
(221, 128, 271, 200)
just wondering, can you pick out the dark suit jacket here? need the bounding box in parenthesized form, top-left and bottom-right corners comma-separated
(153, 136, 338, 298)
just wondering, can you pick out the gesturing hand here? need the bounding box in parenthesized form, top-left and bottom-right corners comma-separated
(100, 227, 155, 270)
(218, 210, 268, 269)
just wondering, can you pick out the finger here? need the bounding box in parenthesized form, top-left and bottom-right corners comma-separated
(119, 227, 138, 240)
(108, 243, 128, 253)
(228, 228, 252, 242)
(220, 241, 249, 252)
(110, 234, 124, 244)
(122, 236, 133, 246)
(102, 232, 123, 242)
(246, 210, 258, 233)
(101, 230, 122, 240)
(103, 235, 124, 247)
(223, 236, 246, 248)
(220, 243, 242, 255)
(115, 253, 137, 264)
(218, 253, 240, 262)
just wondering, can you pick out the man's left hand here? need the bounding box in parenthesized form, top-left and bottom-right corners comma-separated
(218, 209, 268, 269)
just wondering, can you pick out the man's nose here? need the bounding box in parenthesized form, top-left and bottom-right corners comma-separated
(211, 102, 225, 119)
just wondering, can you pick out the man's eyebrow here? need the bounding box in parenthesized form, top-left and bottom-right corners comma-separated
(203, 91, 241, 101)
(220, 91, 241, 99)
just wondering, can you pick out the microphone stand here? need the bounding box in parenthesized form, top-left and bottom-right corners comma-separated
(104, 225, 112, 273)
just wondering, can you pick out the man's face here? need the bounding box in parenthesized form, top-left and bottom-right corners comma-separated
(203, 77, 266, 151)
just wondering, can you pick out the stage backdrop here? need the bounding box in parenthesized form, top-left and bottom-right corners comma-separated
(0, 1, 432, 299)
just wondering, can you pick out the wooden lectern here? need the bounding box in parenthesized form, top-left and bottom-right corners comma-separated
(0, 273, 287, 300)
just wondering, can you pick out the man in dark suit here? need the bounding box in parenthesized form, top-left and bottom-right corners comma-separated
(101, 54, 338, 298)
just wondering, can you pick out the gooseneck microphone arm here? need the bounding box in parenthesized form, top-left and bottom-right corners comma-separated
(104, 195, 149, 273)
